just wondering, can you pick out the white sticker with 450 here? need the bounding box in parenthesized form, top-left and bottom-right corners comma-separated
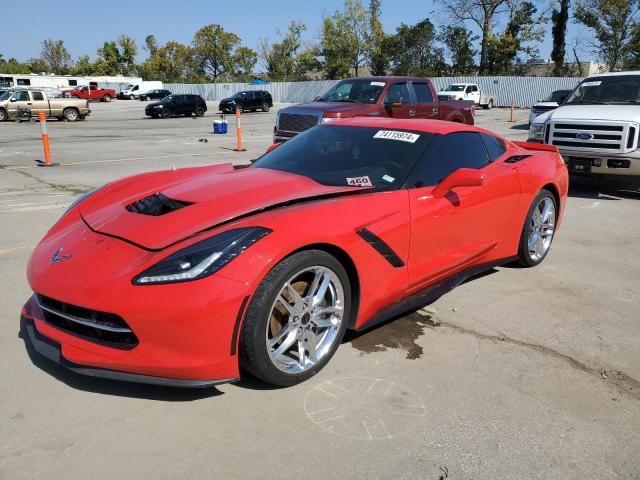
(346, 176, 373, 187)
(373, 130, 420, 143)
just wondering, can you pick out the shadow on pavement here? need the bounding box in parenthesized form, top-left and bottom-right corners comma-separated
(568, 176, 640, 200)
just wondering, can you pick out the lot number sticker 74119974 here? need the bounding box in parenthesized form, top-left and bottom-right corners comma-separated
(373, 130, 420, 143)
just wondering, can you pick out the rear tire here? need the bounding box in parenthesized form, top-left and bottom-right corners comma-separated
(103, 94, 112, 102)
(195, 107, 205, 117)
(240, 250, 351, 387)
(517, 189, 557, 267)
(63, 108, 79, 122)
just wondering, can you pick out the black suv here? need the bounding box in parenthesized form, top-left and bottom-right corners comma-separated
(218, 90, 273, 113)
(140, 89, 172, 101)
(145, 94, 207, 118)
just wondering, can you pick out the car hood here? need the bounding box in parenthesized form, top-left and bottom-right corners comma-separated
(544, 104, 640, 123)
(532, 101, 560, 108)
(146, 101, 163, 108)
(220, 97, 237, 103)
(79, 163, 366, 250)
(280, 102, 376, 116)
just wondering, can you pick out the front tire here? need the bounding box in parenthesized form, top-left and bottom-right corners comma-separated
(0, 109, 7, 122)
(240, 250, 351, 387)
(161, 109, 171, 119)
(262, 102, 270, 112)
(517, 189, 557, 267)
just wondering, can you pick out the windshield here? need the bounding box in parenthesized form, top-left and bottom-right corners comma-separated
(565, 75, 640, 105)
(252, 125, 432, 190)
(317, 79, 386, 104)
(0, 91, 11, 101)
(160, 94, 176, 103)
(543, 90, 571, 103)
(444, 85, 465, 92)
(231, 91, 248, 99)
(124, 84, 134, 90)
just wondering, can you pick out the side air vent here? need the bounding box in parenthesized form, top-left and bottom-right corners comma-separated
(504, 154, 532, 164)
(356, 228, 405, 268)
(126, 193, 192, 216)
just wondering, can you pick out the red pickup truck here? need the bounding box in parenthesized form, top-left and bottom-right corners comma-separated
(274, 76, 475, 142)
(64, 85, 116, 102)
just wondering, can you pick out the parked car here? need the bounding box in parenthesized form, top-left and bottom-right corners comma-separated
(274, 76, 475, 142)
(0, 88, 90, 122)
(436, 83, 496, 109)
(219, 90, 273, 113)
(139, 89, 172, 101)
(528, 89, 573, 125)
(118, 81, 163, 100)
(529, 72, 640, 181)
(63, 85, 116, 102)
(23, 117, 567, 388)
(144, 94, 207, 118)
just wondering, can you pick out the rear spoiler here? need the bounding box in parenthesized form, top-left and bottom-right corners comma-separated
(511, 141, 559, 153)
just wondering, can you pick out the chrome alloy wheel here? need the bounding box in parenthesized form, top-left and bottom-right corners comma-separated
(528, 196, 556, 262)
(266, 266, 345, 374)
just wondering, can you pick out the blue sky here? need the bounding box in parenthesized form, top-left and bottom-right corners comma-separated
(0, 0, 586, 67)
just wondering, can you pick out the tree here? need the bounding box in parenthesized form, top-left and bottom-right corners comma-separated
(0, 57, 30, 74)
(117, 35, 138, 75)
(96, 41, 121, 75)
(437, 0, 510, 74)
(233, 46, 258, 82)
(441, 26, 478, 74)
(387, 19, 446, 76)
(40, 39, 72, 73)
(321, 0, 370, 78)
(71, 55, 97, 76)
(192, 24, 241, 82)
(575, 0, 640, 71)
(551, 0, 570, 75)
(144, 35, 158, 55)
(367, 0, 388, 75)
(484, 0, 545, 74)
(139, 41, 196, 82)
(260, 21, 320, 81)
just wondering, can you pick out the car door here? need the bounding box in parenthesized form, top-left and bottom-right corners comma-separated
(406, 131, 520, 293)
(468, 85, 480, 104)
(411, 82, 439, 119)
(29, 91, 50, 114)
(382, 82, 417, 119)
(7, 90, 31, 115)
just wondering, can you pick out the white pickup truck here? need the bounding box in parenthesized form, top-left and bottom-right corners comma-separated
(529, 72, 640, 181)
(437, 83, 496, 109)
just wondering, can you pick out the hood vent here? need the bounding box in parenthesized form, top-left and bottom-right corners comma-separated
(126, 193, 192, 216)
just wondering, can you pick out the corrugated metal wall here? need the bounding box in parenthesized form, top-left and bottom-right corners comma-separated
(163, 76, 583, 107)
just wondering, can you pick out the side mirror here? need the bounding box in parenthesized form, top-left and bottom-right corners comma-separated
(432, 168, 485, 199)
(384, 98, 403, 109)
(10, 97, 17, 102)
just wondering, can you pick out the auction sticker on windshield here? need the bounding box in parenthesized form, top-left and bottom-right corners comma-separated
(346, 176, 373, 187)
(373, 130, 420, 143)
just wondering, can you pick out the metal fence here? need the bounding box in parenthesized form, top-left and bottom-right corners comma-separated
(162, 76, 583, 108)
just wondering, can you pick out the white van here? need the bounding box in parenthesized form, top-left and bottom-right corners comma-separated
(118, 81, 163, 100)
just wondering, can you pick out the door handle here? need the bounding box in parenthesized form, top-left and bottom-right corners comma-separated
(27, 102, 32, 105)
(432, 107, 439, 115)
(409, 109, 416, 117)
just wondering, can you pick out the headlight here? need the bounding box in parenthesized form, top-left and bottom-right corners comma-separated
(133, 227, 272, 285)
(155, 104, 163, 109)
(529, 123, 545, 141)
(321, 117, 335, 123)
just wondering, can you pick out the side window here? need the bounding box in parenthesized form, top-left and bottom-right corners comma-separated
(32, 91, 45, 101)
(481, 133, 506, 162)
(413, 83, 433, 103)
(132, 85, 139, 91)
(17, 79, 31, 86)
(385, 83, 412, 103)
(69, 79, 77, 86)
(465, 86, 473, 93)
(13, 91, 30, 101)
(472, 85, 479, 92)
(416, 132, 490, 185)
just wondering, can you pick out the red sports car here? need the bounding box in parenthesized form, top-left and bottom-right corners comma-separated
(22, 118, 568, 387)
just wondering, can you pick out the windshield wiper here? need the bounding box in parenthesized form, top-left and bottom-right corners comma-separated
(567, 101, 611, 105)
(609, 100, 640, 104)
(332, 99, 360, 103)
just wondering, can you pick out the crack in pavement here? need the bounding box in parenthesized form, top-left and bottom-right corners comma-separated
(0, 165, 91, 196)
(437, 318, 640, 402)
